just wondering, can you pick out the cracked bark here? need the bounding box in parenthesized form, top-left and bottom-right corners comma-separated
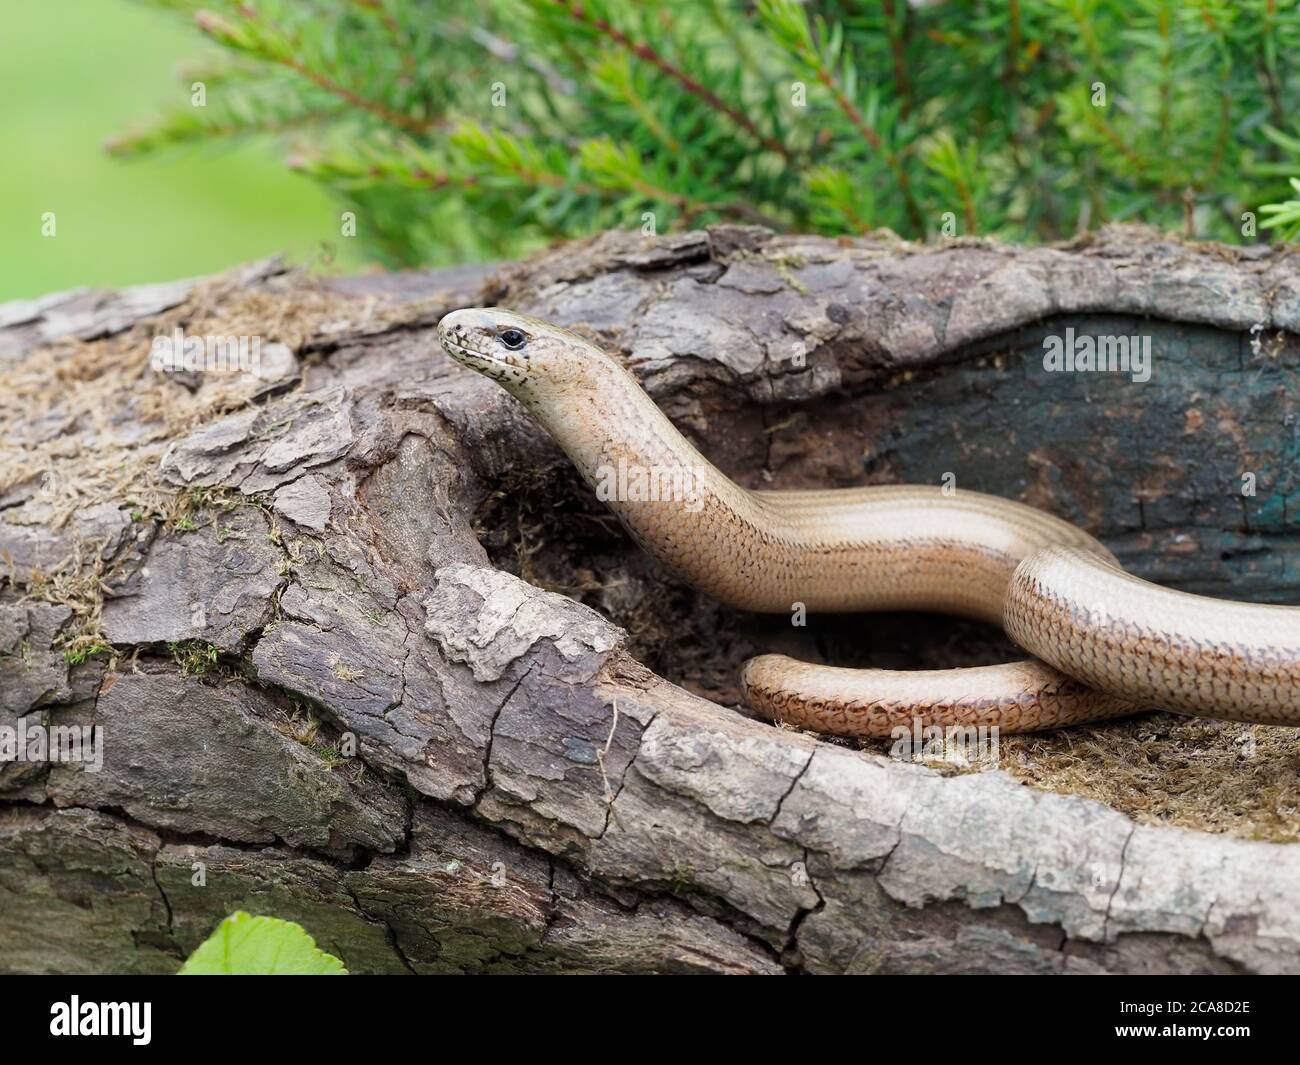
(2, 226, 1300, 973)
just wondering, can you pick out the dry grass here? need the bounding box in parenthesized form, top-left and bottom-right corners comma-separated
(1000, 713, 1300, 842)
(0, 267, 399, 654)
(0, 272, 362, 527)
(16, 540, 115, 663)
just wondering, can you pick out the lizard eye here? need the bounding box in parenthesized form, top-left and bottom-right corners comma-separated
(499, 329, 527, 350)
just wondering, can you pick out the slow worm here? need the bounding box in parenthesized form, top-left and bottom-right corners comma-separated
(438, 308, 1300, 738)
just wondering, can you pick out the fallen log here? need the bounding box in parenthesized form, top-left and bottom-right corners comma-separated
(2, 225, 1298, 973)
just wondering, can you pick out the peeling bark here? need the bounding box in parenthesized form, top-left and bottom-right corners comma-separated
(2, 227, 1299, 974)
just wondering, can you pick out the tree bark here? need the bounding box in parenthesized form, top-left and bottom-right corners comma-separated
(2, 225, 1299, 974)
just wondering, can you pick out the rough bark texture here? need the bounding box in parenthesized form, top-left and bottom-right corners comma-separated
(2, 225, 1299, 974)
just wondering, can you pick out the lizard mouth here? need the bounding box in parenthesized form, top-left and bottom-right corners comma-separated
(439, 331, 491, 364)
(438, 322, 527, 385)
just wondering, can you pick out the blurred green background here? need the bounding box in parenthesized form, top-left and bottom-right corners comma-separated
(0, 0, 361, 301)
(7, 1, 1297, 304)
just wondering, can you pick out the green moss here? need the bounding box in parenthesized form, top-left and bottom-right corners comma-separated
(167, 640, 221, 676)
(63, 641, 110, 665)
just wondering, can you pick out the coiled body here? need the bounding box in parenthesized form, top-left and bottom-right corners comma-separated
(438, 308, 1300, 738)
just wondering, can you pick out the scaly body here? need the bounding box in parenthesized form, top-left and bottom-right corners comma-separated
(438, 308, 1300, 738)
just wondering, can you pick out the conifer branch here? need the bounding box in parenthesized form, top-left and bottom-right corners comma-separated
(880, 0, 913, 120)
(117, 0, 1298, 262)
(195, 8, 441, 135)
(757, 0, 923, 231)
(548, 1, 792, 160)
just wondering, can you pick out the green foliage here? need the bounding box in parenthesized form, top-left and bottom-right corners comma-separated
(63, 641, 110, 666)
(179, 912, 347, 975)
(120, 0, 1300, 265)
(167, 639, 220, 675)
(1261, 178, 1300, 240)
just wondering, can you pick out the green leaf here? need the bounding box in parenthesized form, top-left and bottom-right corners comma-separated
(179, 912, 348, 975)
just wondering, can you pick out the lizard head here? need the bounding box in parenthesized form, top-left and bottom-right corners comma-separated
(438, 308, 608, 398)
